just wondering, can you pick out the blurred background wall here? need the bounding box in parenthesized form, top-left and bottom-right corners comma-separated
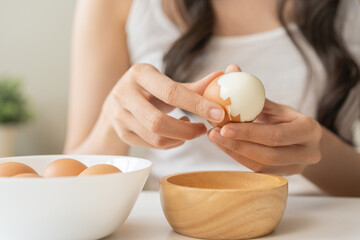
(0, 0, 76, 155)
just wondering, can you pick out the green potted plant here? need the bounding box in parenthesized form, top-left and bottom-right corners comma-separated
(0, 76, 31, 157)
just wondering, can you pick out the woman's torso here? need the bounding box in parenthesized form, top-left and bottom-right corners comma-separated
(125, 0, 360, 193)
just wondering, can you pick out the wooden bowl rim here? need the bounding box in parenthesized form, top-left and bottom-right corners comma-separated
(160, 171, 288, 192)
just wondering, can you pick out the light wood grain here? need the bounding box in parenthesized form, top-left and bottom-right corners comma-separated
(160, 171, 288, 240)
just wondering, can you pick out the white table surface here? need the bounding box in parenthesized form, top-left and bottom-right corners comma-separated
(105, 191, 360, 240)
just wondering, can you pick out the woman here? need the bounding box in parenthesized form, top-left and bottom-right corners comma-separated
(65, 0, 360, 196)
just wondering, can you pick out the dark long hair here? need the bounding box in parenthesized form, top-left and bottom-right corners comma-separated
(163, 0, 360, 135)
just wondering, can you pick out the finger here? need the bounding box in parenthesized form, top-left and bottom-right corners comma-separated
(112, 111, 185, 149)
(149, 96, 175, 113)
(255, 99, 298, 124)
(132, 65, 225, 123)
(225, 64, 242, 73)
(116, 128, 184, 149)
(210, 128, 318, 166)
(122, 91, 207, 140)
(220, 116, 316, 146)
(208, 133, 305, 175)
(183, 71, 224, 95)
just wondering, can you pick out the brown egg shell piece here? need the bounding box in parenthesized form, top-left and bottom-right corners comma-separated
(203, 76, 245, 127)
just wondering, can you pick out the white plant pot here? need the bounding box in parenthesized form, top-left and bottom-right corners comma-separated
(0, 124, 18, 157)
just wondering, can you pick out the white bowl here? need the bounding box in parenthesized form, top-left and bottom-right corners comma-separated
(0, 155, 152, 240)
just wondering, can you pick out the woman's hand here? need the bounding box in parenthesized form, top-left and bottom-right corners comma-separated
(208, 65, 322, 175)
(102, 63, 225, 149)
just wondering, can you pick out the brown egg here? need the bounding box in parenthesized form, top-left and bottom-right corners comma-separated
(203, 72, 266, 127)
(79, 164, 122, 176)
(42, 158, 87, 177)
(0, 162, 37, 177)
(13, 173, 41, 178)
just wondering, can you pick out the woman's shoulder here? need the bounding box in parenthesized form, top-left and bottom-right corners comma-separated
(74, 0, 133, 29)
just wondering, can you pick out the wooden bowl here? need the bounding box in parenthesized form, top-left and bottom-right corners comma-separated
(159, 171, 288, 239)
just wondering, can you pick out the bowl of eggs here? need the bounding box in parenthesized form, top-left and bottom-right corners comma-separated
(0, 155, 152, 240)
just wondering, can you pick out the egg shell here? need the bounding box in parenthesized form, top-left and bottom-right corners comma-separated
(42, 158, 87, 177)
(0, 162, 37, 177)
(13, 173, 41, 178)
(203, 72, 265, 127)
(203, 76, 233, 127)
(79, 164, 122, 176)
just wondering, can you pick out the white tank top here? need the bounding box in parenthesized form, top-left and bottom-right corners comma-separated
(126, 0, 360, 194)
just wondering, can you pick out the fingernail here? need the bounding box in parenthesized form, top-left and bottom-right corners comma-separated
(209, 108, 224, 122)
(210, 128, 223, 141)
(221, 127, 236, 138)
(213, 127, 221, 134)
(210, 127, 219, 136)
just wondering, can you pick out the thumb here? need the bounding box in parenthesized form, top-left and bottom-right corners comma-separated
(255, 99, 298, 124)
(225, 64, 242, 73)
(263, 99, 294, 115)
(182, 71, 223, 95)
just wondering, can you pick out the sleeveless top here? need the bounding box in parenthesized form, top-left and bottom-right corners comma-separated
(125, 0, 360, 194)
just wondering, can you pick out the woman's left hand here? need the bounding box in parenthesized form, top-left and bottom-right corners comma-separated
(208, 65, 323, 175)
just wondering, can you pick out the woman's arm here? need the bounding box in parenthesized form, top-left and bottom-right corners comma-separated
(64, 0, 133, 155)
(65, 0, 227, 155)
(303, 128, 360, 197)
(211, 104, 360, 196)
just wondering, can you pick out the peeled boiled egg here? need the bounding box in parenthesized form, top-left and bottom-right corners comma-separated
(0, 162, 37, 177)
(13, 173, 41, 178)
(203, 72, 265, 127)
(42, 158, 87, 177)
(79, 164, 122, 176)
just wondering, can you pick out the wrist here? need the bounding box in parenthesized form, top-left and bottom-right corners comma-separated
(72, 110, 129, 155)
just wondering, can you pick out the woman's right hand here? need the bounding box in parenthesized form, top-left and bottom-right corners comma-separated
(101, 63, 225, 149)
